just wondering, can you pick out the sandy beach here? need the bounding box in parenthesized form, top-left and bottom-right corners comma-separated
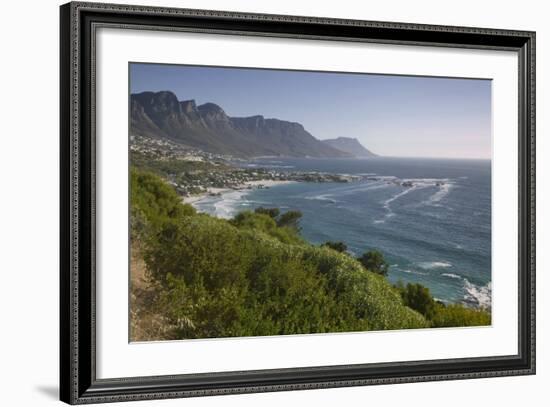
(182, 179, 295, 205)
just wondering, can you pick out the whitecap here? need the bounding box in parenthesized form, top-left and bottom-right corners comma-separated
(304, 194, 337, 204)
(441, 272, 462, 279)
(374, 184, 423, 223)
(398, 269, 428, 276)
(383, 187, 417, 208)
(327, 181, 391, 198)
(425, 183, 454, 205)
(417, 261, 453, 270)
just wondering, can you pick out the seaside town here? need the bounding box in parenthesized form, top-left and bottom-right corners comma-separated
(131, 134, 448, 204)
(131, 134, 366, 202)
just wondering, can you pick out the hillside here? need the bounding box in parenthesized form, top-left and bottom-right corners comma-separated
(130, 91, 352, 158)
(322, 137, 378, 157)
(129, 167, 491, 341)
(129, 168, 428, 340)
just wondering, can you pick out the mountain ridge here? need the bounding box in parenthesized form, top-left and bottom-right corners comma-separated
(130, 90, 373, 158)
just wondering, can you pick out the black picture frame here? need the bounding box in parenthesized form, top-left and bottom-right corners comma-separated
(60, 2, 536, 404)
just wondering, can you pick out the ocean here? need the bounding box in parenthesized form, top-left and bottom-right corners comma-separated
(194, 157, 491, 308)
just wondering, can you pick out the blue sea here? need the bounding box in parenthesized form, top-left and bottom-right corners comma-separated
(194, 157, 491, 308)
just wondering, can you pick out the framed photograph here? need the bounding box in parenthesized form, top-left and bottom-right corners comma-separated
(60, 1, 535, 404)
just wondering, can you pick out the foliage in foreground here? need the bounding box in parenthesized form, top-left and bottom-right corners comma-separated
(130, 167, 490, 340)
(394, 281, 491, 328)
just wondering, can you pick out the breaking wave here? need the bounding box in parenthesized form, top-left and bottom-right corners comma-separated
(211, 190, 251, 219)
(401, 269, 428, 276)
(441, 272, 462, 279)
(417, 261, 453, 270)
(463, 280, 492, 309)
(374, 178, 451, 223)
(425, 183, 454, 205)
(304, 194, 338, 204)
(374, 185, 422, 223)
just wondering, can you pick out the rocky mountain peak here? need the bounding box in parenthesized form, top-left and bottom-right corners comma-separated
(322, 137, 377, 157)
(131, 90, 181, 115)
(130, 90, 376, 158)
(180, 99, 197, 113)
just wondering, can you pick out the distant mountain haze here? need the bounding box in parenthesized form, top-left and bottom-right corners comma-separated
(322, 137, 377, 157)
(130, 91, 377, 158)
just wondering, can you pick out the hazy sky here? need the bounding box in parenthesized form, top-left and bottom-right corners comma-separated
(130, 63, 492, 159)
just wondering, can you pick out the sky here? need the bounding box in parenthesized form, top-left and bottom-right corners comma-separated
(130, 63, 492, 159)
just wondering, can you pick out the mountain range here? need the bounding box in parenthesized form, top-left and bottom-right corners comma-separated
(130, 90, 376, 158)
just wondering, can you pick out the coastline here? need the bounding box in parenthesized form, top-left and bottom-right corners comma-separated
(174, 159, 491, 308)
(182, 179, 296, 206)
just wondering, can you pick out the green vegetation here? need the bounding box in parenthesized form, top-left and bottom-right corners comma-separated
(430, 303, 491, 327)
(131, 150, 225, 178)
(358, 250, 389, 276)
(321, 241, 348, 253)
(394, 282, 437, 320)
(130, 168, 490, 341)
(275, 210, 303, 231)
(130, 168, 196, 239)
(230, 211, 304, 245)
(254, 207, 280, 219)
(394, 281, 491, 328)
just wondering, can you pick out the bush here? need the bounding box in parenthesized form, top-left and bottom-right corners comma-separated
(394, 281, 491, 327)
(142, 211, 428, 338)
(276, 210, 303, 231)
(431, 303, 491, 327)
(130, 167, 195, 235)
(358, 250, 389, 276)
(321, 241, 348, 253)
(300, 246, 427, 331)
(254, 207, 280, 219)
(145, 215, 255, 338)
(395, 282, 436, 320)
(230, 210, 303, 245)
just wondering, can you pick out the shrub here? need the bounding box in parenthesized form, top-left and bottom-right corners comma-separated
(254, 207, 280, 219)
(358, 250, 389, 276)
(321, 241, 348, 253)
(431, 303, 491, 327)
(130, 167, 195, 232)
(395, 282, 436, 320)
(231, 210, 303, 245)
(143, 213, 429, 338)
(276, 210, 303, 231)
(394, 281, 491, 327)
(300, 246, 427, 331)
